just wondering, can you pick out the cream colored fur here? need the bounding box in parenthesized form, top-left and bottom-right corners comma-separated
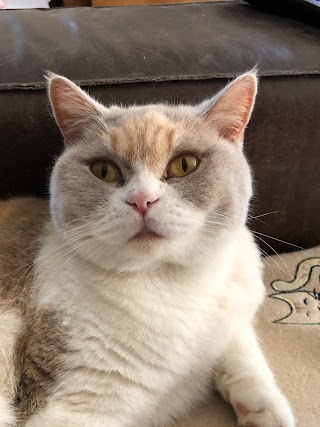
(0, 312, 21, 427)
(0, 313, 20, 393)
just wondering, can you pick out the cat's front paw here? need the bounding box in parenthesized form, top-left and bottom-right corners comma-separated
(230, 380, 295, 427)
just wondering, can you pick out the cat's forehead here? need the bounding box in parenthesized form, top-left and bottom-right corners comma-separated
(104, 109, 182, 172)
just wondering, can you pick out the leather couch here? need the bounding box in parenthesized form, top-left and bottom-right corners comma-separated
(0, 0, 319, 254)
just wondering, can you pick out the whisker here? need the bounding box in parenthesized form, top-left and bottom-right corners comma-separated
(63, 211, 105, 229)
(40, 232, 97, 268)
(248, 211, 279, 220)
(64, 218, 105, 239)
(252, 231, 304, 250)
(258, 247, 276, 279)
(33, 228, 97, 265)
(64, 213, 107, 232)
(35, 215, 118, 263)
(38, 237, 96, 283)
(253, 234, 291, 277)
(71, 237, 106, 275)
(11, 262, 35, 294)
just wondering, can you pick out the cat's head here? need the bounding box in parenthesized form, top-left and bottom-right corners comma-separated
(47, 71, 257, 271)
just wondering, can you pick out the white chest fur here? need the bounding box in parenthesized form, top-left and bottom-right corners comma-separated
(33, 229, 263, 427)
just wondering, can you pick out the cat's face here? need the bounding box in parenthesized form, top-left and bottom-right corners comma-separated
(48, 72, 257, 271)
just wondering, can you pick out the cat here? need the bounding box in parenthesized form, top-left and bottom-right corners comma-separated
(0, 71, 295, 427)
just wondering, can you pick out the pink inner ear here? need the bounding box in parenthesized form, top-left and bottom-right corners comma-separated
(220, 85, 255, 142)
(204, 74, 257, 144)
(49, 77, 98, 139)
(50, 80, 75, 134)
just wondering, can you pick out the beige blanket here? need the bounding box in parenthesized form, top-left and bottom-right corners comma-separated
(173, 246, 320, 427)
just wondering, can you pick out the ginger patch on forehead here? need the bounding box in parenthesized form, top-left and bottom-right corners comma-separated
(108, 110, 176, 172)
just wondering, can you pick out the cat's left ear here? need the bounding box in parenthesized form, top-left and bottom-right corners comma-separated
(196, 71, 258, 144)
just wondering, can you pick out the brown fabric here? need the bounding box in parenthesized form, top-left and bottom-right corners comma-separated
(173, 246, 320, 427)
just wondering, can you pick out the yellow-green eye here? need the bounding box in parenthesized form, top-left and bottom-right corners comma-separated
(91, 160, 120, 183)
(168, 154, 199, 178)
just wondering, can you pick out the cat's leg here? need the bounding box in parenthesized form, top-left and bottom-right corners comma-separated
(214, 325, 294, 427)
(0, 310, 21, 427)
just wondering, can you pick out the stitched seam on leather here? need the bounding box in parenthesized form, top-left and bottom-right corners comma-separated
(0, 70, 319, 91)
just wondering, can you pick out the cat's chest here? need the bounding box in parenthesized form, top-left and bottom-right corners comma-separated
(37, 261, 244, 419)
(56, 267, 232, 376)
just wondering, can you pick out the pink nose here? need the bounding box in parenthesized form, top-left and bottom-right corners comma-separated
(127, 192, 158, 216)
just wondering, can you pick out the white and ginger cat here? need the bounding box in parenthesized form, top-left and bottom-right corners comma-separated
(0, 72, 295, 427)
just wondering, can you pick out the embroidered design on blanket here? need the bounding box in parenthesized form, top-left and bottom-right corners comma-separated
(269, 257, 320, 325)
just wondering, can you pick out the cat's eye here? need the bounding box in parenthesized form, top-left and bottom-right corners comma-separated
(168, 154, 200, 178)
(91, 160, 120, 183)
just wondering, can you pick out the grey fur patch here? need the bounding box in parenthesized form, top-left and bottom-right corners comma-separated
(0, 199, 67, 423)
(15, 309, 68, 424)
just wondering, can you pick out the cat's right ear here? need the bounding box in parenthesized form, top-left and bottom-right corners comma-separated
(46, 72, 104, 143)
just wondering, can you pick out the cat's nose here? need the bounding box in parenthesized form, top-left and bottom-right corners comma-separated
(126, 192, 159, 216)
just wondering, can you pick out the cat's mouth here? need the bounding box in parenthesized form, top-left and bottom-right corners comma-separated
(129, 225, 163, 242)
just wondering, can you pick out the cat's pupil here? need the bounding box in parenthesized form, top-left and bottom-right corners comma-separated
(101, 163, 108, 178)
(182, 157, 188, 172)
